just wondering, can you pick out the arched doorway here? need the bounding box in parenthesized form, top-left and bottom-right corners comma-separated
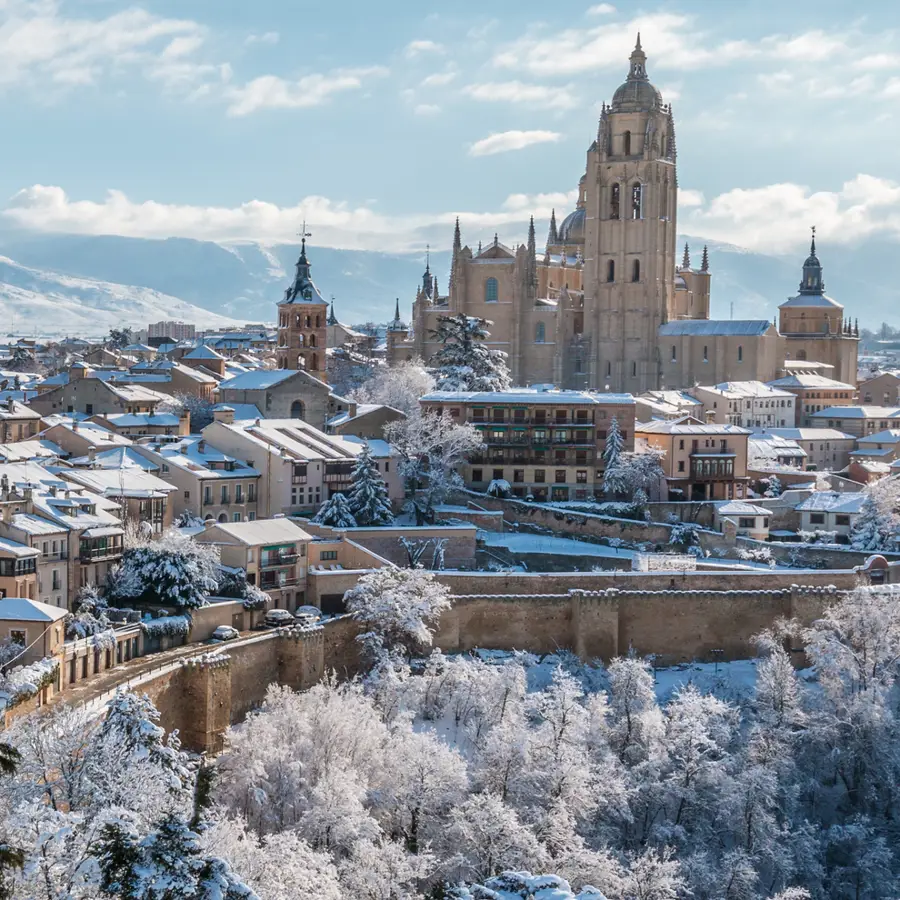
(290, 400, 306, 420)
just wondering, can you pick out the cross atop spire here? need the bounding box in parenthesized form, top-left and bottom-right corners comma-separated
(810, 224, 817, 257)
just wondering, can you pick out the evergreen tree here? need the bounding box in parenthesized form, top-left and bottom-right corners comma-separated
(850, 494, 894, 552)
(348, 445, 394, 526)
(602, 416, 624, 470)
(429, 313, 511, 391)
(311, 492, 358, 528)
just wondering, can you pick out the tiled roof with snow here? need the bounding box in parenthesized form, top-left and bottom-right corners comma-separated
(759, 427, 855, 441)
(202, 517, 311, 546)
(699, 381, 794, 399)
(811, 406, 900, 420)
(0, 597, 67, 622)
(658, 320, 772, 337)
(637, 415, 750, 435)
(212, 402, 262, 421)
(796, 491, 866, 514)
(98, 413, 182, 427)
(768, 374, 856, 390)
(219, 369, 300, 391)
(421, 389, 635, 405)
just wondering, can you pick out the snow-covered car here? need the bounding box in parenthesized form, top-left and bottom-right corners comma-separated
(294, 605, 322, 625)
(211, 625, 239, 642)
(264, 608, 295, 628)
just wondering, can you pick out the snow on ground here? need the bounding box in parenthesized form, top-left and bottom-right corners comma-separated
(480, 531, 636, 559)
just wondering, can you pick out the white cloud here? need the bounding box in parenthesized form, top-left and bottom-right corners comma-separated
(405, 39, 443, 58)
(681, 175, 900, 253)
(245, 31, 279, 46)
(414, 103, 440, 116)
(10, 176, 900, 258)
(226, 66, 388, 116)
(0, 1, 208, 89)
(854, 52, 900, 70)
(463, 80, 578, 109)
(469, 130, 562, 157)
(587, 4, 616, 14)
(422, 71, 456, 87)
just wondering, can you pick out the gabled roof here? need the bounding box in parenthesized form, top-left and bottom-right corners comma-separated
(636, 415, 750, 435)
(202, 518, 311, 546)
(811, 406, 900, 420)
(0, 597, 67, 622)
(796, 491, 866, 514)
(219, 369, 314, 391)
(184, 344, 225, 361)
(768, 374, 856, 390)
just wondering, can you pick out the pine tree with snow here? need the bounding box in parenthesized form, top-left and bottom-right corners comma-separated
(850, 494, 894, 552)
(347, 445, 393, 526)
(429, 313, 511, 391)
(602, 416, 624, 470)
(311, 491, 358, 528)
(764, 475, 783, 498)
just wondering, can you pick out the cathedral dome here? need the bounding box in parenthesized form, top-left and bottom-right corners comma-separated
(558, 207, 585, 244)
(611, 34, 662, 112)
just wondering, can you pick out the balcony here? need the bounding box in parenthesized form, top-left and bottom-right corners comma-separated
(261, 551, 299, 568)
(79, 545, 123, 562)
(41, 551, 68, 562)
(260, 575, 299, 589)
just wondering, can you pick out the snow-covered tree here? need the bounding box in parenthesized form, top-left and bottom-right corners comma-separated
(385, 409, 483, 525)
(351, 359, 435, 417)
(764, 475, 783, 498)
(65, 584, 112, 640)
(348, 444, 394, 526)
(602, 416, 624, 472)
(850, 494, 895, 552)
(487, 478, 511, 498)
(158, 392, 214, 431)
(604, 449, 666, 501)
(107, 530, 220, 610)
(429, 313, 511, 391)
(344, 567, 451, 659)
(311, 491, 358, 528)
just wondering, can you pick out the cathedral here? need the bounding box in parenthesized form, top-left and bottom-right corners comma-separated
(386, 37, 858, 391)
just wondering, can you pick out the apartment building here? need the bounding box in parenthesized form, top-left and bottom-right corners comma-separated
(766, 373, 857, 426)
(858, 371, 900, 407)
(148, 321, 196, 341)
(810, 406, 900, 438)
(202, 412, 401, 517)
(635, 415, 751, 501)
(0, 398, 42, 444)
(689, 381, 794, 428)
(758, 428, 856, 472)
(0, 536, 39, 600)
(196, 518, 312, 612)
(134, 435, 261, 523)
(420, 388, 636, 501)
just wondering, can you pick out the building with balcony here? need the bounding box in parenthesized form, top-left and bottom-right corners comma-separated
(202, 417, 401, 517)
(0, 536, 39, 600)
(420, 388, 635, 501)
(0, 511, 69, 609)
(688, 381, 795, 429)
(196, 517, 312, 611)
(766, 373, 857, 426)
(635, 415, 751, 501)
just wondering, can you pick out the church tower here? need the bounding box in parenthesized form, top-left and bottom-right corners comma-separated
(582, 36, 678, 392)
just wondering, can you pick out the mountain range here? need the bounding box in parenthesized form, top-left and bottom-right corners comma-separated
(0, 228, 894, 337)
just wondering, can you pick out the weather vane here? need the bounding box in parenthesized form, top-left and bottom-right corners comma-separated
(298, 220, 312, 242)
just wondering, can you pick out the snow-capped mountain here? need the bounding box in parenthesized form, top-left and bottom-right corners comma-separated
(0, 230, 894, 336)
(0, 254, 240, 338)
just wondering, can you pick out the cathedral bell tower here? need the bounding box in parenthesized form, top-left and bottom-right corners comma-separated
(581, 35, 678, 392)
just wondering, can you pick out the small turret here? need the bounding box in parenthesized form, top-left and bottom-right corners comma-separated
(681, 243, 691, 270)
(547, 209, 558, 245)
(700, 245, 709, 272)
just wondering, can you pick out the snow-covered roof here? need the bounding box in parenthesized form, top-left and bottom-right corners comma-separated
(0, 597, 67, 622)
(327, 403, 402, 428)
(219, 369, 300, 391)
(796, 491, 866, 514)
(0, 400, 41, 420)
(60, 467, 177, 499)
(857, 429, 900, 445)
(69, 446, 159, 470)
(203, 517, 311, 546)
(658, 320, 772, 337)
(759, 427, 855, 441)
(779, 292, 843, 309)
(768, 374, 856, 390)
(0, 439, 65, 463)
(10, 513, 67, 536)
(155, 436, 260, 479)
(42, 420, 133, 446)
(212, 402, 262, 421)
(716, 501, 771, 516)
(421, 389, 635, 405)
(217, 418, 380, 462)
(636, 415, 750, 435)
(184, 344, 225, 361)
(97, 413, 182, 428)
(0, 536, 39, 558)
(698, 381, 794, 400)
(811, 406, 900, 420)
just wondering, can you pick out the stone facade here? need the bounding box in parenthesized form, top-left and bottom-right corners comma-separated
(387, 39, 858, 393)
(276, 238, 328, 381)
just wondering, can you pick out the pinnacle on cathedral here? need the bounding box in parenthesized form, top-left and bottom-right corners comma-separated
(547, 209, 558, 244)
(327, 298, 338, 325)
(700, 246, 709, 272)
(681, 243, 691, 270)
(611, 32, 663, 113)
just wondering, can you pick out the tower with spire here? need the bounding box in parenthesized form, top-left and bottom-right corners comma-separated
(275, 232, 329, 381)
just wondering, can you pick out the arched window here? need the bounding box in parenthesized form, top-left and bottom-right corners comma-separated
(797, 349, 807, 361)
(295, 314, 302, 327)
(631, 183, 643, 219)
(535, 322, 546, 343)
(290, 400, 306, 420)
(316, 315, 321, 328)
(738, 345, 743, 362)
(204, 514, 214, 522)
(610, 184, 620, 220)
(217, 512, 228, 523)
(311, 353, 318, 371)
(671, 345, 677, 362)
(607, 260, 615, 282)
(484, 277, 498, 302)
(632, 259, 640, 282)
(305, 315, 311, 328)
(297, 333, 304, 346)
(703, 345, 708, 362)
(623, 130, 631, 156)
(308, 334, 317, 348)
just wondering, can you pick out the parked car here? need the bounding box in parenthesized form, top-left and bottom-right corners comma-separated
(210, 625, 239, 642)
(264, 608, 295, 628)
(294, 605, 322, 626)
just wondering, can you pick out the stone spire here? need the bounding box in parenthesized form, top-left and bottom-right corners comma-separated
(526, 216, 537, 288)
(681, 243, 690, 270)
(628, 32, 648, 81)
(394, 298, 401, 321)
(283, 235, 322, 303)
(327, 297, 338, 325)
(548, 208, 558, 244)
(452, 217, 461, 255)
(451, 217, 463, 292)
(422, 244, 433, 298)
(799, 226, 825, 295)
(700, 245, 709, 272)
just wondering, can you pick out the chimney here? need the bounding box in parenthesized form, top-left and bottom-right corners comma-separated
(72, 420, 79, 432)
(5, 396, 13, 412)
(49, 485, 57, 497)
(213, 406, 235, 425)
(198, 440, 206, 453)
(180, 443, 187, 454)
(705, 410, 716, 424)
(88, 446, 96, 462)
(2, 505, 10, 524)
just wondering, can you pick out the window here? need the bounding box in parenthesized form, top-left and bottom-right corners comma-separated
(203, 486, 212, 506)
(610, 184, 620, 219)
(484, 277, 498, 303)
(10, 629, 25, 646)
(606, 361, 612, 377)
(670, 344, 676, 362)
(220, 485, 229, 504)
(576, 470, 587, 483)
(678, 460, 685, 472)
(235, 484, 243, 504)
(535, 322, 546, 343)
(623, 130, 631, 155)
(738, 345, 743, 362)
(810, 513, 825, 525)
(492, 469, 504, 480)
(85, 404, 93, 415)
(320, 550, 338, 561)
(836, 515, 851, 527)
(513, 470, 524, 483)
(703, 345, 708, 363)
(632, 361, 637, 377)
(632, 259, 641, 282)
(555, 470, 567, 484)
(631, 182, 642, 219)
(233, 512, 241, 522)
(678, 439, 684, 450)
(607, 260, 615, 282)
(248, 511, 256, 521)
(308, 334, 317, 348)
(534, 470, 546, 483)
(471, 468, 483, 482)
(738, 517, 756, 529)
(290, 400, 305, 420)
(52, 570, 60, 590)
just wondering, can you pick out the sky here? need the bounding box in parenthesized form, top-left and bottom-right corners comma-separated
(1, 0, 899, 258)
